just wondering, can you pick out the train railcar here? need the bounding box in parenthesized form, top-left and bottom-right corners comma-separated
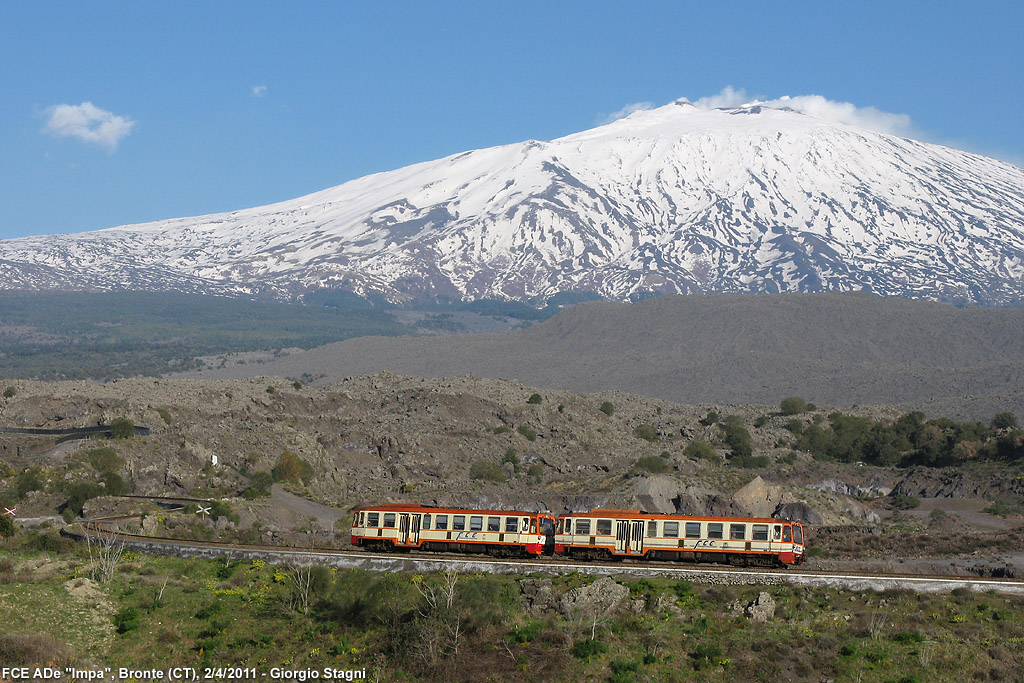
(555, 509, 805, 566)
(351, 504, 556, 557)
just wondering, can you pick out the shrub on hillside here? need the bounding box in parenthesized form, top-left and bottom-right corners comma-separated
(469, 461, 505, 483)
(110, 417, 135, 439)
(780, 397, 808, 415)
(992, 412, 1019, 429)
(635, 455, 670, 474)
(241, 471, 274, 499)
(599, 401, 615, 416)
(720, 415, 753, 457)
(2, 386, 15, 398)
(527, 393, 543, 405)
(517, 425, 537, 442)
(272, 451, 314, 484)
(683, 441, 719, 463)
(87, 447, 123, 474)
(633, 423, 658, 442)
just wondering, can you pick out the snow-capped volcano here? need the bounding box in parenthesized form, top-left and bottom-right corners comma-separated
(2, 100, 1024, 305)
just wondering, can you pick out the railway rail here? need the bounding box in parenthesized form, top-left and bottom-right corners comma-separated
(67, 522, 1024, 595)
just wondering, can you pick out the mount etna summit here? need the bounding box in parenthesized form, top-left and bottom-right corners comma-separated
(3, 100, 1023, 305)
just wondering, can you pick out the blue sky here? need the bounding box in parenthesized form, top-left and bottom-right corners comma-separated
(1, 1, 1021, 240)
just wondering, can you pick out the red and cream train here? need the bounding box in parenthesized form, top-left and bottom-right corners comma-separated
(350, 503, 805, 567)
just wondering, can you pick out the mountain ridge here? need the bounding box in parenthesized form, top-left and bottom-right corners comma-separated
(2, 101, 1023, 305)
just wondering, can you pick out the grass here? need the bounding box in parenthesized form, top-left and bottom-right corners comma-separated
(1, 538, 1024, 680)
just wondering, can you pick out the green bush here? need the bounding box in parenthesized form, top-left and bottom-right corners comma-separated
(469, 461, 505, 482)
(0, 514, 15, 539)
(501, 448, 520, 474)
(516, 425, 537, 442)
(785, 418, 804, 434)
(633, 423, 658, 442)
(599, 401, 615, 416)
(87, 447, 123, 474)
(720, 415, 753, 457)
(992, 412, 1019, 429)
(701, 410, 720, 426)
(241, 471, 273, 499)
(526, 464, 543, 479)
(110, 417, 135, 439)
(113, 606, 140, 634)
(683, 441, 719, 462)
(527, 393, 543, 405)
(890, 494, 921, 509)
(780, 396, 808, 415)
(753, 415, 769, 428)
(730, 454, 770, 468)
(155, 408, 172, 425)
(690, 642, 722, 669)
(2, 386, 15, 398)
(635, 455, 670, 474)
(570, 638, 607, 660)
(493, 425, 511, 434)
(272, 451, 314, 484)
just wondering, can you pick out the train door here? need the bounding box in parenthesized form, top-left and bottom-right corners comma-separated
(630, 520, 644, 554)
(398, 513, 421, 546)
(615, 520, 644, 555)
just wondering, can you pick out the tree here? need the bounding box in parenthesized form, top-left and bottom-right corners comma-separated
(599, 401, 615, 416)
(527, 393, 543, 405)
(0, 514, 15, 539)
(272, 451, 314, 484)
(110, 417, 135, 439)
(992, 412, 1019, 430)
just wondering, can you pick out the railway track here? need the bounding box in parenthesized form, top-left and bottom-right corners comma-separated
(67, 522, 1024, 595)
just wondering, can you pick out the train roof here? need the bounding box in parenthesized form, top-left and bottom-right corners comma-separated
(354, 503, 554, 517)
(562, 509, 801, 524)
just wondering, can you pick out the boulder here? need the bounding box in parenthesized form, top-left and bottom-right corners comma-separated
(559, 576, 629, 618)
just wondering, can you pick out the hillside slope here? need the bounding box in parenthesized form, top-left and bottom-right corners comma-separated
(177, 294, 1024, 421)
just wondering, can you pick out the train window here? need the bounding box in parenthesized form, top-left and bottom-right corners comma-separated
(773, 525, 782, 540)
(794, 525, 804, 544)
(664, 521, 679, 537)
(453, 515, 466, 531)
(505, 517, 518, 533)
(647, 521, 658, 537)
(470, 516, 483, 531)
(556, 519, 564, 534)
(753, 524, 769, 541)
(530, 518, 537, 534)
(436, 515, 448, 530)
(355, 512, 362, 527)
(597, 519, 612, 535)
(367, 512, 379, 527)
(707, 523, 723, 539)
(423, 514, 431, 529)
(575, 519, 591, 535)
(729, 524, 745, 540)
(685, 522, 701, 538)
(540, 518, 554, 535)
(384, 513, 396, 528)
(488, 517, 500, 532)
(782, 525, 791, 542)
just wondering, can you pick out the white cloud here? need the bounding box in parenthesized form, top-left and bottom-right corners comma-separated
(251, 85, 267, 98)
(41, 102, 135, 151)
(598, 101, 655, 125)
(678, 87, 914, 137)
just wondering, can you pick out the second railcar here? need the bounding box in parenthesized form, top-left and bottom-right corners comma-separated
(555, 509, 805, 566)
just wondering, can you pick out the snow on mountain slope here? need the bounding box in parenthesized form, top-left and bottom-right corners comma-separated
(2, 101, 1023, 305)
